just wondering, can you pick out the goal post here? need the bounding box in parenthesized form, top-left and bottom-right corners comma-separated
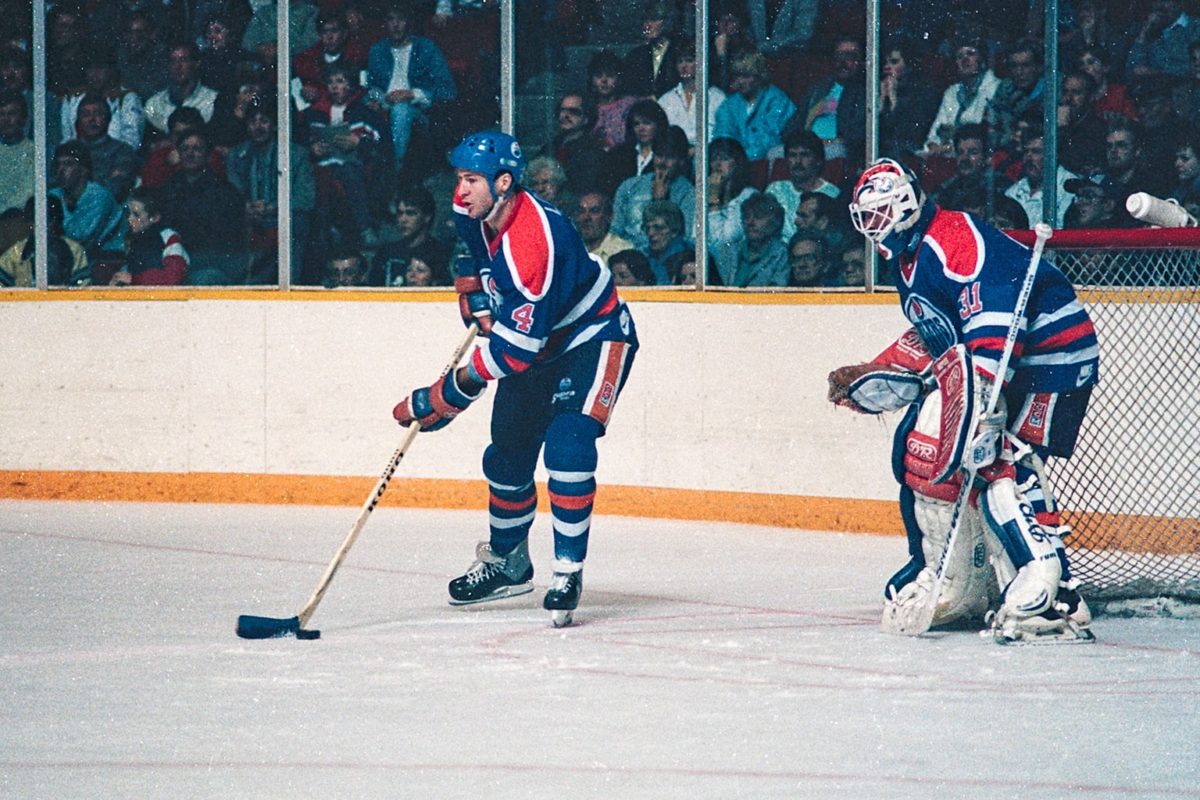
(1007, 227, 1200, 605)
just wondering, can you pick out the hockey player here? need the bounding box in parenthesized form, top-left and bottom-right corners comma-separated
(829, 158, 1099, 643)
(393, 130, 638, 626)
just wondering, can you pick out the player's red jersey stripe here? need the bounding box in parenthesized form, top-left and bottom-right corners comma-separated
(471, 349, 496, 381)
(1034, 320, 1096, 350)
(927, 212, 983, 279)
(969, 336, 1025, 359)
(502, 351, 532, 373)
(489, 193, 551, 298)
(595, 289, 619, 317)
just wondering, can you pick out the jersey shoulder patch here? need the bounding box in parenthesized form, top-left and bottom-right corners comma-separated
(922, 211, 985, 283)
(497, 193, 553, 300)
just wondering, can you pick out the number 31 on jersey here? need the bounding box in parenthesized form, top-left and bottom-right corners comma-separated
(957, 283, 982, 320)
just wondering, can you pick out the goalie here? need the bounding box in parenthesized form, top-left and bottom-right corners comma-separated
(831, 159, 1100, 644)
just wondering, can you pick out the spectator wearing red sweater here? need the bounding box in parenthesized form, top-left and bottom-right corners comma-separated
(112, 187, 189, 286)
(292, 11, 368, 108)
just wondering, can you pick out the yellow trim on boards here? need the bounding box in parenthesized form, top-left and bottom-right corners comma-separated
(1, 470, 1191, 554)
(0, 285, 1168, 304)
(0, 469, 902, 535)
(0, 287, 898, 305)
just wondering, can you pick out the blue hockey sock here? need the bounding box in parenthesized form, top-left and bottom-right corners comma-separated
(483, 443, 537, 555)
(544, 414, 601, 565)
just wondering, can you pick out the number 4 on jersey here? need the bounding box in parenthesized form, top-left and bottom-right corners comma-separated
(511, 302, 535, 333)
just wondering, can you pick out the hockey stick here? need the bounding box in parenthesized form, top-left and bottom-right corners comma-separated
(236, 324, 479, 640)
(887, 222, 1053, 636)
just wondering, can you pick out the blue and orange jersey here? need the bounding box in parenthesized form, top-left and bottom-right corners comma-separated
(893, 207, 1099, 394)
(454, 189, 636, 381)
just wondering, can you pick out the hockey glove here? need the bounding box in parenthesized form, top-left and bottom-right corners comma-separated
(962, 407, 1007, 472)
(827, 362, 925, 414)
(455, 276, 494, 336)
(393, 371, 486, 432)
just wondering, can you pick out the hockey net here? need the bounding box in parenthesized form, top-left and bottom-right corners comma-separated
(1008, 227, 1200, 613)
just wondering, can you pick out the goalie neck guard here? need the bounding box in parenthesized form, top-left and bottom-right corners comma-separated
(849, 158, 928, 259)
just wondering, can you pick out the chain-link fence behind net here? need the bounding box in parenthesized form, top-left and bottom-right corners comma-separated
(1045, 244, 1200, 601)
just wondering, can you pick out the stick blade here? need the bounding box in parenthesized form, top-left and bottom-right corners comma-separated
(236, 614, 319, 640)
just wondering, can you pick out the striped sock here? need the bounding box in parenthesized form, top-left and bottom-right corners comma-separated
(549, 468, 595, 564)
(488, 479, 536, 555)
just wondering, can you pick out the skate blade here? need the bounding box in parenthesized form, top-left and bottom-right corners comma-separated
(989, 626, 1096, 646)
(550, 609, 574, 628)
(447, 582, 534, 606)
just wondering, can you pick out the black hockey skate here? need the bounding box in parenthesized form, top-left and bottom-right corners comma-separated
(543, 568, 583, 628)
(448, 541, 533, 605)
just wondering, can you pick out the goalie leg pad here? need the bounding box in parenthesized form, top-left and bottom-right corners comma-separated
(981, 476, 1062, 618)
(881, 496, 994, 630)
(1012, 449, 1081, 582)
(883, 398, 998, 631)
(901, 490, 995, 626)
(883, 486, 926, 599)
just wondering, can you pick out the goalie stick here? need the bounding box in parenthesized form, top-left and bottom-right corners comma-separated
(236, 324, 479, 640)
(885, 223, 1054, 636)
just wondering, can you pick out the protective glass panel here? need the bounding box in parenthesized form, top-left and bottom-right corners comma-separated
(281, 3, 468, 287)
(513, 0, 696, 287)
(0, 39, 39, 287)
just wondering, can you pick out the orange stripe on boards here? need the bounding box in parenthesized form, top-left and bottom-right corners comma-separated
(1065, 512, 1200, 556)
(7, 470, 1193, 553)
(0, 470, 484, 509)
(4, 468, 1194, 556)
(0, 469, 900, 534)
(598, 485, 901, 534)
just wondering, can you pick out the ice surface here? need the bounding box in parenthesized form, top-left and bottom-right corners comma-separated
(1, 500, 1197, 799)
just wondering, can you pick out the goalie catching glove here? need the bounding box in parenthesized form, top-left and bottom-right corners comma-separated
(393, 370, 486, 432)
(828, 362, 927, 414)
(828, 328, 934, 414)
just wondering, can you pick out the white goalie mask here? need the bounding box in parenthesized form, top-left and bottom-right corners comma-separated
(849, 159, 924, 245)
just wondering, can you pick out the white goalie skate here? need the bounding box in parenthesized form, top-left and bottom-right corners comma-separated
(986, 580, 1095, 645)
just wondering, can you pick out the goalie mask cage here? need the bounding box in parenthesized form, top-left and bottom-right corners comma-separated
(1009, 227, 1200, 607)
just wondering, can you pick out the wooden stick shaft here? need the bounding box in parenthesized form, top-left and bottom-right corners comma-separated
(295, 325, 479, 628)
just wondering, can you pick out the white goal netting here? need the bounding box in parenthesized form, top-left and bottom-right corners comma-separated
(1024, 228, 1200, 610)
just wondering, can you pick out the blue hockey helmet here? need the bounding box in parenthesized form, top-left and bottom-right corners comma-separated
(449, 130, 526, 187)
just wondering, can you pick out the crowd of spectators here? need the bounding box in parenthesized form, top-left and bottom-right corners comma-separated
(0, 0, 463, 287)
(1, 0, 1197, 289)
